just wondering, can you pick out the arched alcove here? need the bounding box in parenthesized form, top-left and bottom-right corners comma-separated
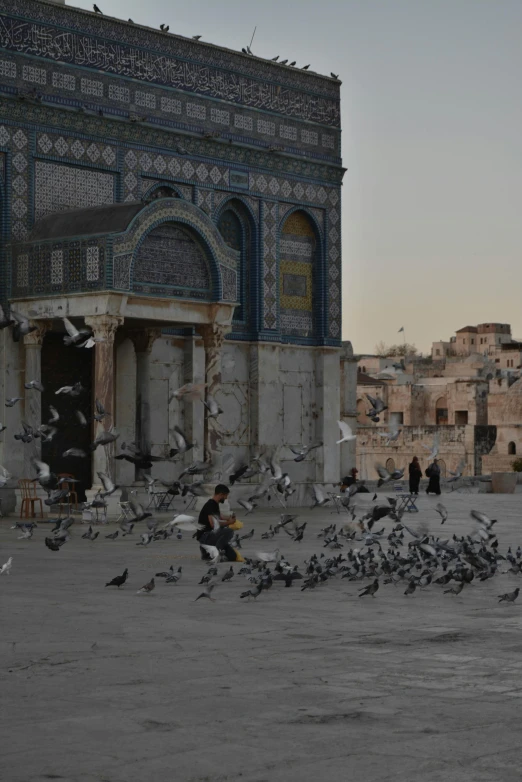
(386, 458, 396, 474)
(279, 210, 318, 339)
(508, 441, 517, 455)
(435, 396, 448, 425)
(217, 200, 253, 324)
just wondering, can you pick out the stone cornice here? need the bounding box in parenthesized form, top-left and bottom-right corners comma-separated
(0, 97, 345, 184)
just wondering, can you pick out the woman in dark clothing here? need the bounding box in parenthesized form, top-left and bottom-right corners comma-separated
(408, 456, 422, 495)
(426, 459, 441, 496)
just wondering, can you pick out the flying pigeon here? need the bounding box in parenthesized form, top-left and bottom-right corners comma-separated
(435, 503, 448, 524)
(24, 380, 44, 392)
(0, 556, 12, 574)
(337, 421, 356, 444)
(195, 584, 217, 601)
(11, 311, 36, 342)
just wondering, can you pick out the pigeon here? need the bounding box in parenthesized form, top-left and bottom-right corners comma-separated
(289, 442, 322, 462)
(237, 498, 256, 515)
(75, 410, 88, 426)
(55, 382, 84, 397)
(240, 583, 263, 600)
(24, 380, 44, 392)
(98, 472, 118, 498)
(365, 394, 388, 421)
(447, 459, 466, 483)
(136, 532, 153, 546)
(48, 406, 60, 424)
(192, 35, 202, 40)
(169, 426, 194, 457)
(302, 64, 310, 69)
(289, 61, 296, 66)
(91, 430, 119, 450)
(11, 311, 36, 342)
(170, 383, 206, 402)
(376, 464, 404, 487)
(310, 484, 330, 509)
(94, 399, 111, 421)
(0, 304, 13, 329)
(129, 498, 152, 523)
(444, 582, 465, 596)
(404, 579, 417, 596)
(63, 448, 87, 458)
(498, 587, 520, 603)
(422, 435, 440, 461)
(378, 426, 400, 445)
(195, 584, 216, 601)
(105, 530, 119, 540)
(62, 318, 95, 348)
(331, 72, 339, 79)
(45, 537, 64, 551)
(17, 526, 33, 540)
(435, 503, 448, 524)
(106, 569, 128, 588)
(120, 520, 135, 536)
(32, 459, 53, 486)
(280, 59, 288, 65)
(5, 397, 23, 407)
(137, 578, 155, 595)
(93, 4, 102, 13)
(0, 556, 12, 574)
(166, 567, 183, 584)
(200, 544, 220, 565)
(221, 566, 234, 582)
(337, 421, 356, 444)
(203, 394, 223, 418)
(359, 579, 379, 598)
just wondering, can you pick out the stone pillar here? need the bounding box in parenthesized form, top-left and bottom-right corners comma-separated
(249, 343, 282, 456)
(129, 329, 161, 479)
(85, 315, 123, 485)
(23, 322, 50, 475)
(340, 341, 358, 478)
(197, 323, 227, 469)
(184, 331, 205, 464)
(315, 347, 342, 484)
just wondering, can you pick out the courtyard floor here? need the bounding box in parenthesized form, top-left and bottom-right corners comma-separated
(2, 490, 522, 782)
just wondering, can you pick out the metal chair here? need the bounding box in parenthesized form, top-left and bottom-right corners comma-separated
(19, 479, 43, 519)
(57, 473, 79, 510)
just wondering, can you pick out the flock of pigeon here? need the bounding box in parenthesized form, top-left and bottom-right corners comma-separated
(91, 5, 339, 79)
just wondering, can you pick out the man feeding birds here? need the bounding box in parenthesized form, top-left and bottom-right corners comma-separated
(197, 484, 238, 562)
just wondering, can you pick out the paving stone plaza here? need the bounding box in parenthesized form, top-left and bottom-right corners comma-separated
(3, 490, 522, 782)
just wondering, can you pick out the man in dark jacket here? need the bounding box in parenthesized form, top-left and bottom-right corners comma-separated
(197, 484, 237, 561)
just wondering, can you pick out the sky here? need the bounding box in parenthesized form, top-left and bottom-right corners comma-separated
(72, 0, 522, 354)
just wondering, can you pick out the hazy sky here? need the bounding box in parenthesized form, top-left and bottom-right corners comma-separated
(72, 0, 522, 354)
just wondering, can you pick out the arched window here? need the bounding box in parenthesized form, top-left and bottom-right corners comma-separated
(217, 203, 251, 325)
(508, 441, 517, 455)
(280, 211, 317, 338)
(386, 458, 396, 474)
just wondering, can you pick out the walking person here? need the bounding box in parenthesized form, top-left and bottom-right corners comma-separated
(408, 456, 422, 495)
(426, 459, 442, 496)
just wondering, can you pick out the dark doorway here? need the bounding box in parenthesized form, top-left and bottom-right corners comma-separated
(41, 332, 93, 501)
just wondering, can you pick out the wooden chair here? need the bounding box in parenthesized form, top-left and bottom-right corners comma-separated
(57, 473, 79, 510)
(19, 479, 43, 519)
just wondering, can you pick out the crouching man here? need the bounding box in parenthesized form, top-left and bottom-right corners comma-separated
(197, 484, 237, 562)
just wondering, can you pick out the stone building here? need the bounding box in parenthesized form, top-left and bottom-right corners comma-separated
(0, 0, 345, 507)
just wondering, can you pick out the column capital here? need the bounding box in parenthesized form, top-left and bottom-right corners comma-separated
(23, 320, 51, 347)
(85, 315, 123, 343)
(198, 322, 227, 351)
(128, 328, 162, 354)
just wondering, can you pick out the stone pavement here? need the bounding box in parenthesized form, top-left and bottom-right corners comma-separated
(2, 491, 522, 782)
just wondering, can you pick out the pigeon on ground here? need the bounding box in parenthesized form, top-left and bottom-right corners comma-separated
(45, 537, 64, 551)
(444, 582, 464, 595)
(359, 579, 379, 598)
(106, 569, 128, 588)
(222, 566, 234, 582)
(136, 533, 153, 546)
(105, 530, 119, 540)
(240, 583, 263, 600)
(498, 587, 520, 603)
(195, 584, 216, 601)
(137, 578, 155, 594)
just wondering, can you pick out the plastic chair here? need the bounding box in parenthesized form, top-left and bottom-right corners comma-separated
(19, 479, 43, 519)
(57, 473, 78, 510)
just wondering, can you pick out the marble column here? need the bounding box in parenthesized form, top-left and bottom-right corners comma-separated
(85, 315, 123, 486)
(197, 323, 227, 470)
(315, 347, 342, 484)
(340, 341, 358, 478)
(129, 329, 161, 479)
(184, 331, 205, 464)
(23, 322, 50, 476)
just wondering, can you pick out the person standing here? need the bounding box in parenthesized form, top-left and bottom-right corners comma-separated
(426, 459, 441, 496)
(197, 484, 237, 561)
(408, 456, 422, 495)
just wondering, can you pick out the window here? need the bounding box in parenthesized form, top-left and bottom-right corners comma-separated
(509, 442, 517, 455)
(471, 339, 474, 345)
(455, 411, 468, 425)
(217, 204, 252, 323)
(436, 349, 440, 356)
(390, 412, 404, 426)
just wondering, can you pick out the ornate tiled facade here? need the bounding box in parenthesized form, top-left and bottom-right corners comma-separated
(3, 0, 343, 347)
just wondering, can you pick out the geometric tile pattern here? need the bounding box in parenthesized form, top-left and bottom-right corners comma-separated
(327, 193, 342, 339)
(36, 133, 117, 168)
(280, 214, 315, 337)
(220, 264, 238, 302)
(280, 260, 312, 310)
(34, 161, 115, 221)
(133, 223, 210, 295)
(196, 189, 213, 215)
(262, 201, 278, 330)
